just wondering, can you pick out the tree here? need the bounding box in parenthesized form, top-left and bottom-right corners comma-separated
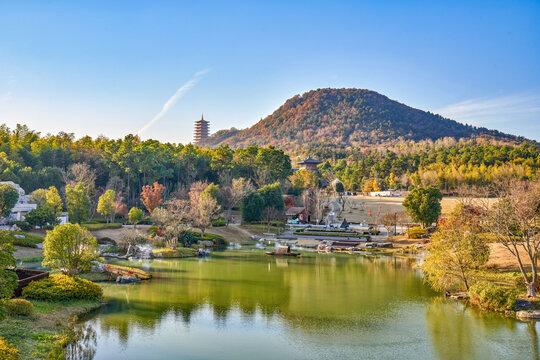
(201, 183, 223, 205)
(0, 183, 19, 218)
(42, 223, 98, 275)
(65, 182, 91, 224)
(221, 178, 254, 224)
(380, 212, 397, 238)
(258, 182, 284, 211)
(46, 186, 63, 216)
(313, 189, 329, 224)
(403, 186, 443, 228)
(242, 192, 264, 222)
(422, 204, 489, 292)
(97, 190, 116, 223)
(484, 180, 540, 297)
(0, 231, 18, 300)
(191, 194, 221, 236)
(141, 182, 165, 213)
(30, 188, 48, 207)
(25, 204, 58, 228)
(262, 206, 281, 233)
(128, 207, 144, 228)
(335, 181, 344, 194)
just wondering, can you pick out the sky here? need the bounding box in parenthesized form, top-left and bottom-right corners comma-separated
(0, 0, 539, 144)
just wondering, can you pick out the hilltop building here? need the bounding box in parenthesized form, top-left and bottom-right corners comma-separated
(193, 115, 210, 143)
(297, 157, 322, 172)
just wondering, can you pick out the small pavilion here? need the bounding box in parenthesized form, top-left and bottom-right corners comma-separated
(297, 157, 322, 172)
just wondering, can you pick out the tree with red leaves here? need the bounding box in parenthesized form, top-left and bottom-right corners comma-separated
(141, 182, 165, 213)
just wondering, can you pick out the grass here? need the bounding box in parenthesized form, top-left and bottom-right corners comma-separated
(0, 299, 102, 360)
(154, 247, 198, 258)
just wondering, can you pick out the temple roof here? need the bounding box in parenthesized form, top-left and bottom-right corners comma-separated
(297, 157, 322, 165)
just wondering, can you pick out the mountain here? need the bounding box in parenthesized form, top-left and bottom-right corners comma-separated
(201, 88, 523, 151)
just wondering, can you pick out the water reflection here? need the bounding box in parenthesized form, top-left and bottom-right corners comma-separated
(81, 250, 538, 359)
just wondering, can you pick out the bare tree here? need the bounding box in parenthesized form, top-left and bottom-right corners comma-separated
(261, 206, 281, 233)
(483, 180, 540, 297)
(313, 189, 329, 224)
(380, 212, 397, 238)
(191, 195, 221, 237)
(301, 189, 314, 221)
(63, 162, 97, 191)
(221, 178, 254, 224)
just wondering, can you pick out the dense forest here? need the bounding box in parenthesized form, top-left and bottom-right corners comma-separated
(0, 124, 537, 214)
(201, 88, 523, 150)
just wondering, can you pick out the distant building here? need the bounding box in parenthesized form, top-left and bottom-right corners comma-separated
(297, 157, 322, 172)
(193, 115, 210, 143)
(0, 181, 37, 224)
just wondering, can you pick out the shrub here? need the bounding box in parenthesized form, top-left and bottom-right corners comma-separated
(22, 274, 102, 301)
(468, 282, 519, 312)
(4, 299, 33, 316)
(192, 231, 227, 246)
(211, 218, 227, 227)
(408, 227, 427, 239)
(0, 337, 20, 360)
(82, 223, 122, 231)
(9, 221, 31, 231)
(154, 247, 197, 258)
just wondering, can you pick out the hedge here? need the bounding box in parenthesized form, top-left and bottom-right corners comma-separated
(9, 232, 44, 248)
(22, 274, 103, 301)
(82, 223, 123, 231)
(408, 227, 427, 239)
(154, 247, 198, 258)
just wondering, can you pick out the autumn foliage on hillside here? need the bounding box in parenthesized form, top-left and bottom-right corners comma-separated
(202, 88, 521, 151)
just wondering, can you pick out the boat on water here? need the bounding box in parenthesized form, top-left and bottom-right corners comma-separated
(265, 245, 301, 257)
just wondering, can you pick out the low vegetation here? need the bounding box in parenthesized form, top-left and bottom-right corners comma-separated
(22, 275, 103, 301)
(154, 247, 198, 258)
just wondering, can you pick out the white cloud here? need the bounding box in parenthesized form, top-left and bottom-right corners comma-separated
(137, 69, 210, 136)
(433, 93, 540, 126)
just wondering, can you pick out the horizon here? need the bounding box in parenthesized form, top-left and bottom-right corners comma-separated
(1, 1, 539, 143)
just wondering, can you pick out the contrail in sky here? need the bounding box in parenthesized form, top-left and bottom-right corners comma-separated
(137, 69, 210, 136)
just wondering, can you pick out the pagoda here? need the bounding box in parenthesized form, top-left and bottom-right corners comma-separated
(193, 115, 210, 143)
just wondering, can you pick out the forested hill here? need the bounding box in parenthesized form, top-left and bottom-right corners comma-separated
(201, 88, 523, 150)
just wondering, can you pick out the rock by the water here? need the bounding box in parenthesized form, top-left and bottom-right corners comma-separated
(116, 276, 140, 284)
(135, 246, 154, 259)
(516, 310, 540, 320)
(515, 299, 533, 311)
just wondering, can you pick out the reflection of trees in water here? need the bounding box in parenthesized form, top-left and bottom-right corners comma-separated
(527, 321, 540, 360)
(64, 324, 97, 360)
(90, 254, 430, 344)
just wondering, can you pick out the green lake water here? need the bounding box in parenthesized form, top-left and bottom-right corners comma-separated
(81, 249, 538, 359)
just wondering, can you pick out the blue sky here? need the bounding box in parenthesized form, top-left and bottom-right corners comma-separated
(0, 0, 539, 144)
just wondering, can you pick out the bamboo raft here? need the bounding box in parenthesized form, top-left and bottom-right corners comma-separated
(103, 264, 152, 280)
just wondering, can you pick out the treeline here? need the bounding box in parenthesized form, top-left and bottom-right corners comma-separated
(314, 142, 540, 192)
(0, 124, 291, 208)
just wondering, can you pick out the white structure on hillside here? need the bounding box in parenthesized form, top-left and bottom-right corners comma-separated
(0, 181, 37, 223)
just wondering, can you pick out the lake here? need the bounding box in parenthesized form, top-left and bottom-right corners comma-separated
(80, 248, 538, 360)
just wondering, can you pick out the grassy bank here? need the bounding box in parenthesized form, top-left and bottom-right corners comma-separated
(0, 299, 102, 359)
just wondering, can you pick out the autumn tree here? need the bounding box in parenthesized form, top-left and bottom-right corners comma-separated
(221, 177, 254, 224)
(97, 190, 116, 223)
(42, 223, 98, 275)
(141, 182, 165, 213)
(0, 183, 19, 218)
(65, 182, 91, 224)
(422, 204, 489, 292)
(191, 194, 221, 236)
(403, 186, 442, 228)
(30, 188, 48, 207)
(484, 180, 540, 297)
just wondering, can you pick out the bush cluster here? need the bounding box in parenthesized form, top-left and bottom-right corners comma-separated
(468, 282, 519, 312)
(82, 223, 122, 231)
(0, 337, 20, 360)
(4, 299, 34, 316)
(154, 247, 197, 258)
(22, 274, 103, 301)
(408, 227, 427, 239)
(192, 231, 227, 246)
(211, 218, 227, 227)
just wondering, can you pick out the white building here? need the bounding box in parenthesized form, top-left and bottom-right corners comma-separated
(0, 181, 37, 223)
